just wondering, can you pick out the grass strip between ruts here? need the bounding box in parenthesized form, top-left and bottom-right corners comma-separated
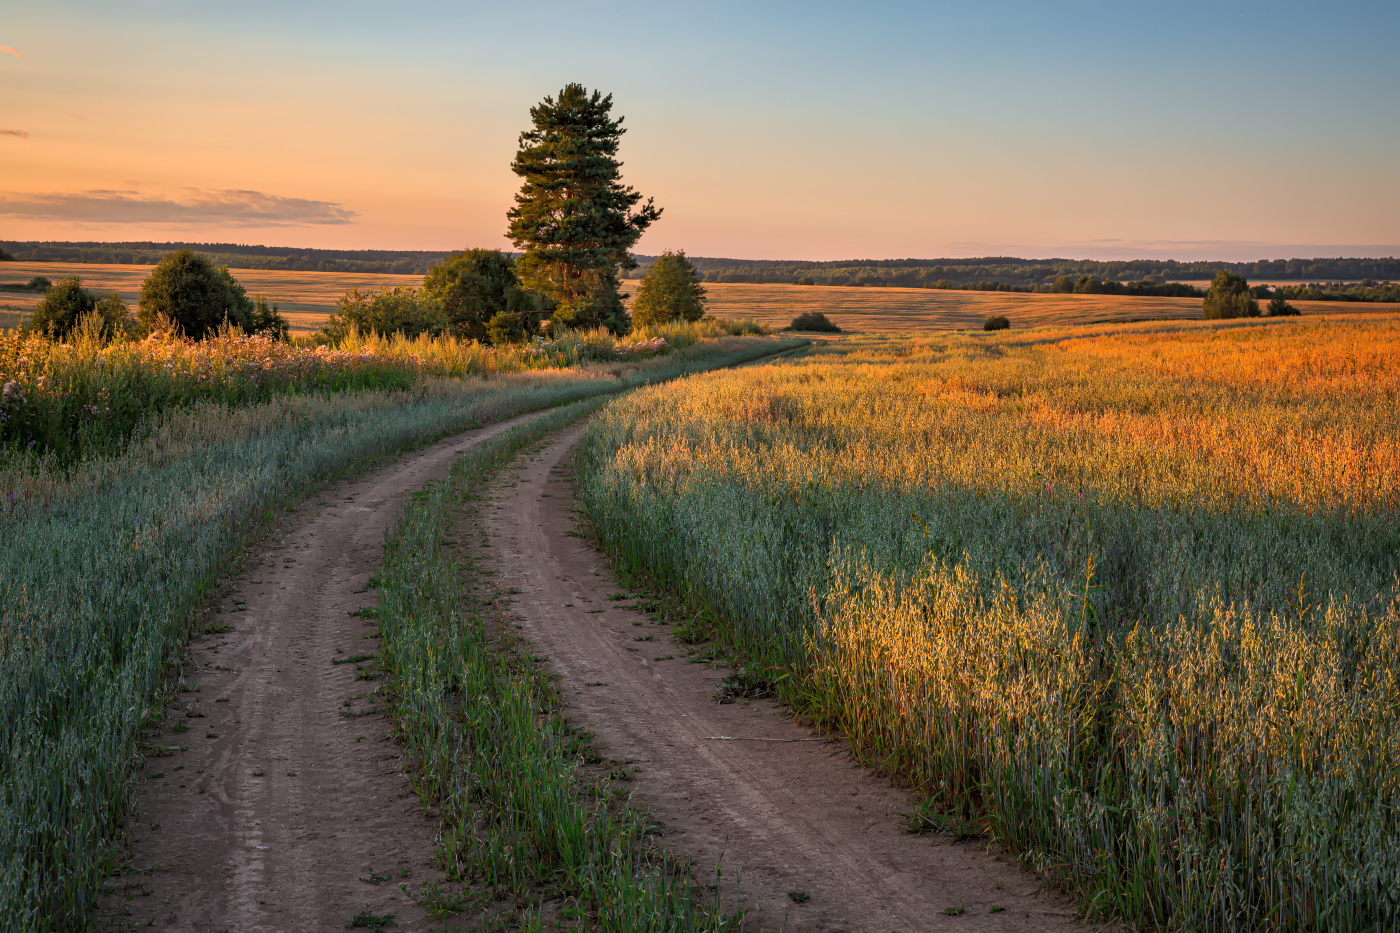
(376, 396, 746, 932)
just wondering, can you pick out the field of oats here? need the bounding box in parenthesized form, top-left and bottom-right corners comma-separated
(579, 315, 1400, 931)
(0, 318, 799, 929)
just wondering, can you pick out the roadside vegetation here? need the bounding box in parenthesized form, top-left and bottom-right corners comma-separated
(577, 315, 1400, 931)
(0, 329, 798, 929)
(377, 398, 749, 930)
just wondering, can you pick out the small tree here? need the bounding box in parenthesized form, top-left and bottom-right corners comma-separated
(28, 277, 130, 340)
(1267, 296, 1301, 317)
(423, 249, 530, 342)
(1203, 271, 1260, 320)
(508, 84, 661, 335)
(631, 250, 707, 327)
(321, 286, 445, 342)
(1051, 275, 1075, 293)
(138, 249, 255, 338)
(984, 315, 1011, 331)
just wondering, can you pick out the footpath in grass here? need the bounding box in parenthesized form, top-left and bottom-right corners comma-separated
(376, 399, 747, 931)
(0, 333, 800, 931)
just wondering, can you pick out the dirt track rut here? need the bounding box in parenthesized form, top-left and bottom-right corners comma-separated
(96, 411, 545, 932)
(486, 423, 1084, 932)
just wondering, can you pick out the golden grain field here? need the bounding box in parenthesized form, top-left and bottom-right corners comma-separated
(579, 314, 1400, 931)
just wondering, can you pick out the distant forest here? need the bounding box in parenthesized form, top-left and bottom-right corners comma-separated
(3, 241, 1397, 297)
(0, 241, 453, 275)
(633, 255, 1400, 288)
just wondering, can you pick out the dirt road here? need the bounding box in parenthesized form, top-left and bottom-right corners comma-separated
(96, 411, 547, 932)
(485, 424, 1085, 932)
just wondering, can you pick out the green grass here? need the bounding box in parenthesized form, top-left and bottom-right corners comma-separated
(376, 397, 746, 931)
(0, 334, 799, 930)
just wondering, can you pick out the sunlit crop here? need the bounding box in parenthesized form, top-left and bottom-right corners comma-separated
(578, 315, 1400, 931)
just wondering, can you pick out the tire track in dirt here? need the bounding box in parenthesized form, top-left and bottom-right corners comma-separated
(95, 410, 549, 933)
(486, 423, 1086, 933)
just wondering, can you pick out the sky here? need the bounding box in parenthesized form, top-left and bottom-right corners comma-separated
(1, 0, 1398, 262)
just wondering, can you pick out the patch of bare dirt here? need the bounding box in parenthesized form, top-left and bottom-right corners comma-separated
(483, 424, 1087, 932)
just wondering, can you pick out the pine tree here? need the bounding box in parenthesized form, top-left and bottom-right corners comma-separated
(507, 84, 661, 335)
(632, 250, 707, 326)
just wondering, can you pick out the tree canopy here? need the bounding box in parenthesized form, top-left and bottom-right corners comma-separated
(1202, 270, 1260, 320)
(423, 249, 533, 342)
(29, 276, 129, 340)
(137, 249, 256, 338)
(507, 84, 661, 335)
(631, 250, 707, 327)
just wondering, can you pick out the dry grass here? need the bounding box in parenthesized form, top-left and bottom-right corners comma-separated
(622, 279, 1400, 333)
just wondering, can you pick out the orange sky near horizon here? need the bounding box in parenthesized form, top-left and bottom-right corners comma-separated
(3, 2, 1398, 262)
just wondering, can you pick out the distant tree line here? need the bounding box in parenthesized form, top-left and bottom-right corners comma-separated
(630, 255, 1400, 290)
(1259, 281, 1400, 303)
(0, 241, 456, 275)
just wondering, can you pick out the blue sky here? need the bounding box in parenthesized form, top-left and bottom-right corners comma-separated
(1, 0, 1397, 260)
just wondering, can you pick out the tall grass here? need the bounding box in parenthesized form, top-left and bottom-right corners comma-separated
(577, 317, 1400, 931)
(379, 399, 742, 931)
(0, 333, 800, 931)
(0, 318, 769, 463)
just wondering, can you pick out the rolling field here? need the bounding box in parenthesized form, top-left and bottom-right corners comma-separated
(578, 315, 1400, 930)
(6, 263, 1395, 336)
(625, 279, 1400, 332)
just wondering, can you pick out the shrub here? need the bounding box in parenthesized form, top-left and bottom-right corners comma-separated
(1203, 270, 1261, 320)
(28, 276, 95, 338)
(27, 276, 51, 291)
(1267, 296, 1301, 317)
(486, 309, 526, 345)
(790, 311, 841, 332)
(321, 286, 446, 342)
(27, 277, 130, 340)
(632, 250, 707, 327)
(423, 249, 531, 342)
(983, 315, 1011, 331)
(138, 249, 255, 338)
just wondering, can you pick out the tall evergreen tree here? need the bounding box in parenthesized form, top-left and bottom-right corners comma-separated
(507, 84, 661, 335)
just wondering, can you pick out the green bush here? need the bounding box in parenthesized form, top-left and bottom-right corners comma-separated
(321, 286, 446, 341)
(423, 249, 532, 342)
(790, 311, 841, 332)
(1203, 271, 1261, 320)
(26, 276, 51, 292)
(137, 249, 255, 338)
(983, 315, 1011, 331)
(486, 309, 526, 345)
(27, 276, 130, 340)
(1267, 296, 1301, 317)
(632, 250, 707, 327)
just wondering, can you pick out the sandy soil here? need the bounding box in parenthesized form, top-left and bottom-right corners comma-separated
(484, 424, 1087, 932)
(94, 411, 546, 933)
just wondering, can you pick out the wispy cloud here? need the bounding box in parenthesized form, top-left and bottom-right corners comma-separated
(0, 188, 358, 226)
(0, 47, 20, 58)
(0, 129, 27, 138)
